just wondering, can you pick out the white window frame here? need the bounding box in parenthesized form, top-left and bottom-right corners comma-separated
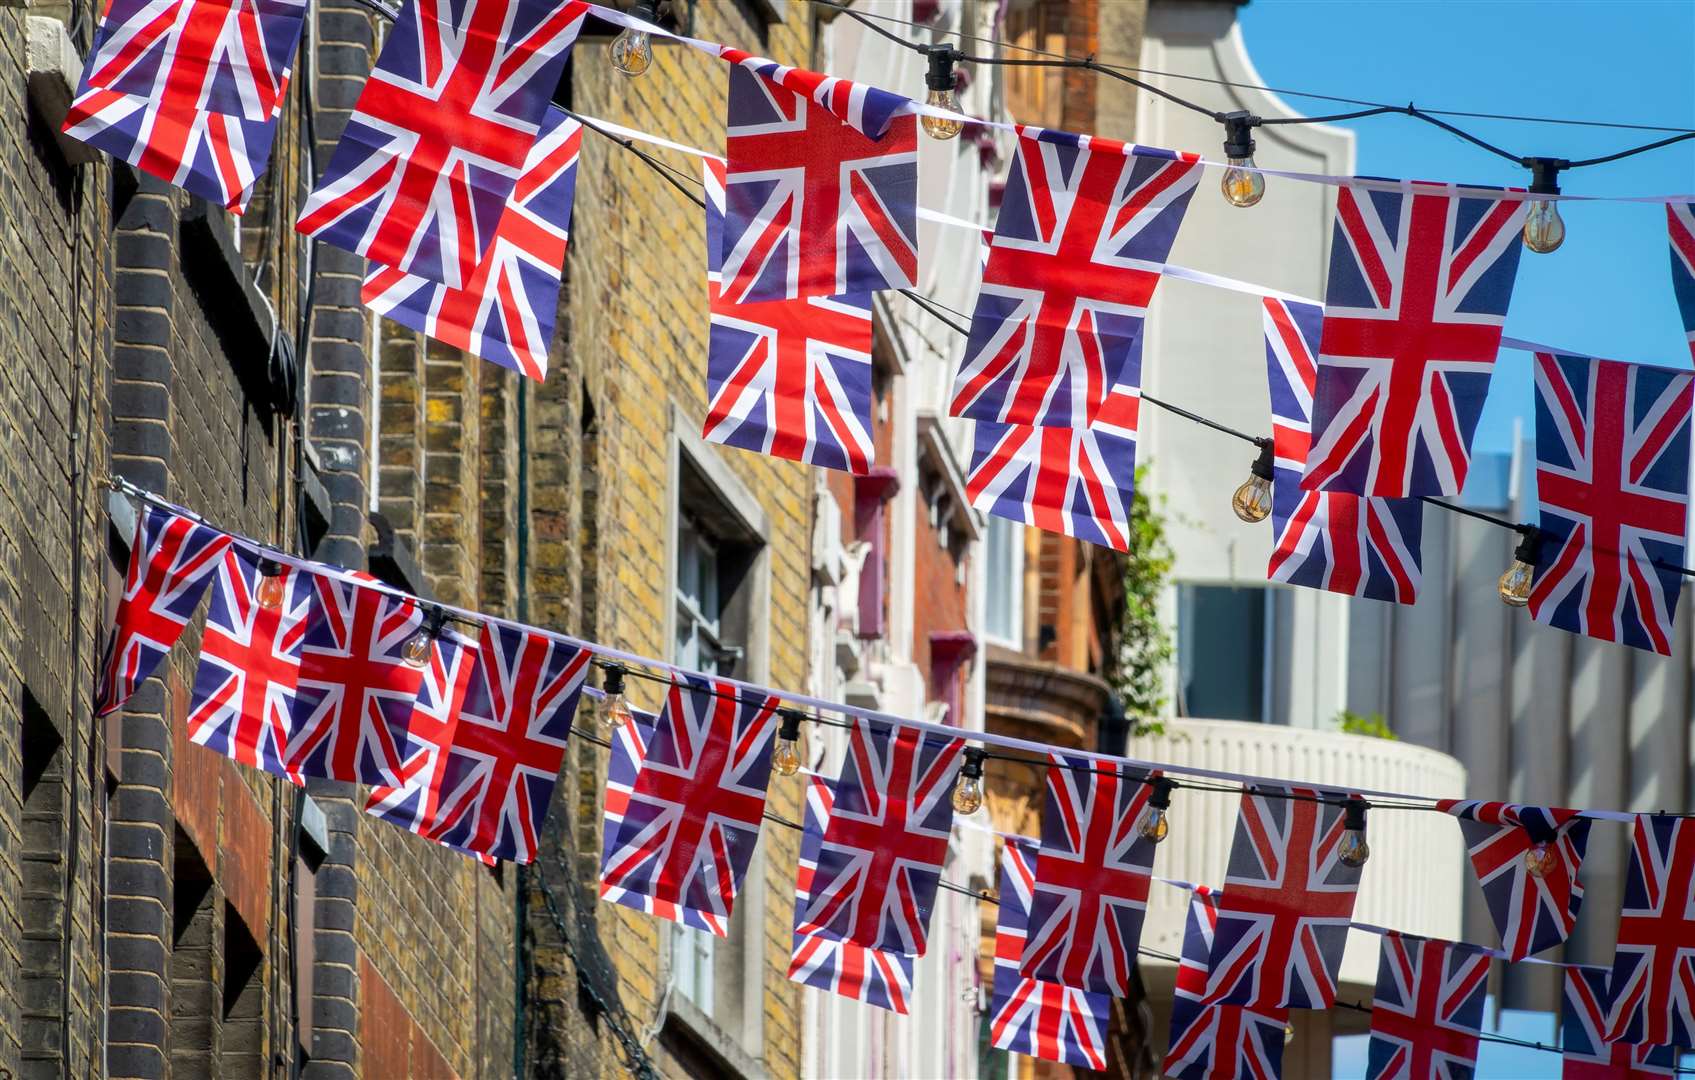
(982, 515, 1024, 649)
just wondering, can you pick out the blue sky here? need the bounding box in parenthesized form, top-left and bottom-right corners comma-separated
(1239, 0, 1695, 463)
(1236, 4, 1694, 1074)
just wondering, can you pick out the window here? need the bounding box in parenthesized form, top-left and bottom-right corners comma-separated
(1001, 1, 1067, 128)
(1177, 584, 1270, 723)
(983, 516, 1023, 647)
(664, 419, 769, 1053)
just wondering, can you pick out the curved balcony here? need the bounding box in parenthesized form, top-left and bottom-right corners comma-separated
(983, 643, 1112, 748)
(1128, 719, 1468, 1004)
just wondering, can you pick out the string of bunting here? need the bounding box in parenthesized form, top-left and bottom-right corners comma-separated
(95, 476, 1695, 1072)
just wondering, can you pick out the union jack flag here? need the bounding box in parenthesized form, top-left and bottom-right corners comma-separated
(789, 775, 916, 1013)
(1604, 814, 1695, 1047)
(989, 836, 1110, 1069)
(1529, 351, 1693, 655)
(949, 128, 1199, 430)
(1020, 755, 1155, 995)
(1263, 295, 1424, 603)
(1437, 799, 1591, 961)
(1202, 784, 1363, 1010)
(599, 676, 779, 933)
(1302, 182, 1529, 498)
(61, 0, 305, 210)
(1165, 885, 1288, 1080)
(281, 573, 422, 787)
(95, 503, 232, 717)
(297, 0, 588, 289)
(1563, 965, 1677, 1079)
(720, 56, 917, 303)
(1670, 204, 1695, 364)
(966, 339, 1141, 551)
(702, 158, 876, 474)
(364, 626, 479, 831)
(1365, 932, 1490, 1080)
(364, 622, 587, 863)
(791, 718, 963, 956)
(186, 544, 311, 778)
(362, 108, 581, 381)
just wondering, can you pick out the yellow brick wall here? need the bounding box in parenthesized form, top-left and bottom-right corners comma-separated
(532, 6, 817, 1077)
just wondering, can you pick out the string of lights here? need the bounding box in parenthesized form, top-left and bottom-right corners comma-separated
(567, 718, 1686, 1072)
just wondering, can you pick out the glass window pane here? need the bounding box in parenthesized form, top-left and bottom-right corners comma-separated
(983, 516, 1022, 644)
(1177, 585, 1267, 722)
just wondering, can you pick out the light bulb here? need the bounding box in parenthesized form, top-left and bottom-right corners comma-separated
(1523, 199, 1565, 254)
(1138, 805, 1169, 844)
(922, 88, 964, 141)
(952, 749, 986, 815)
(1524, 841, 1559, 879)
(1220, 157, 1265, 208)
(1232, 473, 1273, 523)
(1338, 829, 1370, 868)
(1284, 1022, 1296, 1046)
(255, 564, 286, 611)
(773, 732, 803, 777)
(607, 1, 655, 81)
(1498, 560, 1535, 607)
(600, 690, 633, 731)
(402, 629, 433, 668)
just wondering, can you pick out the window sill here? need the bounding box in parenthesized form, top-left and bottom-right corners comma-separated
(661, 994, 765, 1080)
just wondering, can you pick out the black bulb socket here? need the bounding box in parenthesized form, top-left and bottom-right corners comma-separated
(601, 662, 627, 696)
(1250, 439, 1275, 482)
(777, 708, 805, 743)
(259, 557, 285, 578)
(1147, 776, 1178, 810)
(1342, 797, 1369, 833)
(961, 747, 986, 779)
(1222, 111, 1259, 159)
(925, 47, 961, 92)
(1512, 526, 1543, 567)
(1526, 157, 1567, 197)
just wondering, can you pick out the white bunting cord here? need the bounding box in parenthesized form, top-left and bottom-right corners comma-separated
(107, 476, 1668, 824)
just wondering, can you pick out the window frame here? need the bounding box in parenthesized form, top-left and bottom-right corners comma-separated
(981, 514, 1024, 650)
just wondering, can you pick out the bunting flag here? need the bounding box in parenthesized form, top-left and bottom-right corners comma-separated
(1302, 183, 1529, 498)
(1263, 295, 1425, 604)
(1529, 352, 1693, 655)
(95, 504, 233, 717)
(186, 544, 311, 778)
(948, 128, 1200, 430)
(364, 621, 588, 862)
(599, 675, 780, 932)
(61, 0, 305, 210)
(988, 837, 1110, 1069)
(280, 572, 423, 787)
(790, 718, 963, 957)
(1670, 204, 1695, 364)
(1365, 932, 1490, 1080)
(1019, 755, 1156, 995)
(297, 0, 588, 289)
(362, 108, 582, 381)
(701, 158, 876, 474)
(1438, 799, 1591, 961)
(1604, 814, 1695, 1047)
(719, 57, 918, 302)
(1202, 784, 1363, 1011)
(1563, 966, 1677, 1079)
(1165, 885, 1288, 1080)
(789, 775, 916, 1013)
(965, 340, 1142, 552)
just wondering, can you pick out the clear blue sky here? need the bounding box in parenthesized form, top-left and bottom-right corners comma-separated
(1239, 0, 1695, 462)
(1235, 4, 1694, 1075)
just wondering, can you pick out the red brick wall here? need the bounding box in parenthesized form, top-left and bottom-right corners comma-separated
(360, 952, 459, 1080)
(911, 505, 969, 710)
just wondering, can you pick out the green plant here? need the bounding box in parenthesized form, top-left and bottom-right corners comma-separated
(1110, 466, 1174, 736)
(1336, 710, 1397, 741)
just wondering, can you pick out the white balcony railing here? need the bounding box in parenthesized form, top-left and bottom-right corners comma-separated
(1128, 719, 1468, 998)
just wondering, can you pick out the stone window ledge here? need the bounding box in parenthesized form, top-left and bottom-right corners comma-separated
(661, 994, 766, 1080)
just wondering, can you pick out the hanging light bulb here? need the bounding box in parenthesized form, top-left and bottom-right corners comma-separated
(255, 559, 287, 611)
(1219, 112, 1265, 208)
(402, 606, 446, 669)
(599, 663, 634, 731)
(1231, 439, 1276, 523)
(921, 48, 964, 141)
(1522, 158, 1568, 254)
(773, 709, 805, 777)
(1139, 776, 1178, 844)
(607, 0, 656, 78)
(1498, 527, 1543, 608)
(1524, 840, 1559, 879)
(1283, 1022, 1296, 1046)
(1338, 798, 1371, 868)
(952, 748, 986, 815)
